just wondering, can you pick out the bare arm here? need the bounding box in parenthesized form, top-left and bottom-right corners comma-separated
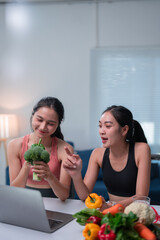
(135, 142, 151, 196)
(63, 147, 104, 201)
(8, 138, 31, 187)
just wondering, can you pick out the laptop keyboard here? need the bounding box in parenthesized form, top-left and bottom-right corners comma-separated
(48, 218, 63, 228)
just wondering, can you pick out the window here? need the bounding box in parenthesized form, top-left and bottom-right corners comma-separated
(90, 47, 160, 153)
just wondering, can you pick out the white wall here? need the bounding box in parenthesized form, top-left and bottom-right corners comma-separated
(0, 2, 96, 150)
(99, 1, 160, 46)
(0, 0, 160, 183)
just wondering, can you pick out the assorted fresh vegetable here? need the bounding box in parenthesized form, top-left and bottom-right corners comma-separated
(85, 193, 103, 209)
(87, 216, 102, 225)
(73, 193, 160, 240)
(102, 204, 125, 216)
(124, 202, 156, 225)
(73, 208, 103, 226)
(134, 222, 156, 240)
(98, 224, 116, 240)
(24, 138, 50, 181)
(148, 223, 160, 239)
(83, 223, 100, 240)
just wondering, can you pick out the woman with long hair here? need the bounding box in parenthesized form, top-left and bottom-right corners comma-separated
(8, 97, 73, 200)
(63, 105, 151, 208)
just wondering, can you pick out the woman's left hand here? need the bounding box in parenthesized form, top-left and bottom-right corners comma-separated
(99, 196, 113, 211)
(32, 161, 52, 181)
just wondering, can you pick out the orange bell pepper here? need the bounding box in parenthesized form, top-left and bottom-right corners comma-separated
(85, 193, 102, 209)
(83, 223, 100, 240)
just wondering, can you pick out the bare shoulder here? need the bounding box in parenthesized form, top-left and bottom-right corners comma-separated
(91, 147, 106, 156)
(57, 138, 73, 150)
(7, 137, 24, 161)
(90, 147, 106, 166)
(57, 138, 74, 160)
(135, 142, 151, 154)
(135, 142, 151, 164)
(8, 137, 23, 150)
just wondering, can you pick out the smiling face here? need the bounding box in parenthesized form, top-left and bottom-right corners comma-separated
(99, 111, 128, 148)
(32, 106, 59, 139)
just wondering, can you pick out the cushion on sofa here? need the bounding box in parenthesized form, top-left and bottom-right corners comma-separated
(151, 162, 159, 180)
(149, 178, 160, 205)
(93, 181, 109, 201)
(77, 149, 104, 180)
(76, 149, 93, 178)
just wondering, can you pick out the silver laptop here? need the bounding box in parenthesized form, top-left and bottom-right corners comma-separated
(0, 185, 74, 233)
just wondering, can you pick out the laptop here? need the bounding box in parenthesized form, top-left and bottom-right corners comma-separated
(0, 185, 74, 233)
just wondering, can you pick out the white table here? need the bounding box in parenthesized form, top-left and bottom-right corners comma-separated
(0, 198, 85, 240)
(0, 198, 160, 240)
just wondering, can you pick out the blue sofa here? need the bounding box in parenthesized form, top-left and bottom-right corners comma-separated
(76, 149, 160, 205)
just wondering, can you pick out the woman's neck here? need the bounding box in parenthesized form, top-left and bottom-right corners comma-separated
(30, 133, 53, 148)
(109, 141, 129, 159)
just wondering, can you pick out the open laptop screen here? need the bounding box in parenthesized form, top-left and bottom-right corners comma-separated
(0, 185, 73, 233)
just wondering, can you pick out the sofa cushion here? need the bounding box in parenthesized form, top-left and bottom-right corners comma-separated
(151, 162, 159, 180)
(6, 166, 10, 185)
(93, 181, 109, 201)
(149, 178, 160, 204)
(98, 168, 103, 180)
(76, 149, 93, 178)
(76, 149, 104, 180)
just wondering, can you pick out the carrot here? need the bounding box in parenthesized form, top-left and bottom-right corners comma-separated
(102, 203, 125, 215)
(134, 222, 156, 240)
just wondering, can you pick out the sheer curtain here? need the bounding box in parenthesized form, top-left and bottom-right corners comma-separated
(90, 47, 160, 153)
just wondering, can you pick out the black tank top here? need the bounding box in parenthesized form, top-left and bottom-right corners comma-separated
(102, 142, 138, 197)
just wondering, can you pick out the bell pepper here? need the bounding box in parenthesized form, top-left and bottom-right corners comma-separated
(85, 193, 102, 209)
(83, 223, 101, 240)
(73, 208, 103, 226)
(98, 224, 116, 240)
(87, 216, 102, 225)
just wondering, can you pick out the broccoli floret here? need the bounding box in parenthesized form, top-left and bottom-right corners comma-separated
(24, 149, 34, 165)
(40, 150, 50, 163)
(24, 138, 50, 181)
(31, 146, 43, 161)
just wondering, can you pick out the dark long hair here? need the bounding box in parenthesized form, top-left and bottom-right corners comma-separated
(31, 97, 64, 140)
(102, 105, 147, 143)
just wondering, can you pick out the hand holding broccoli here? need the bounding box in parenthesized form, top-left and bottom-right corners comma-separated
(24, 138, 50, 181)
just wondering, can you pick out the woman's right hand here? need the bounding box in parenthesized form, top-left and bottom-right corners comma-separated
(63, 146, 82, 178)
(23, 160, 31, 169)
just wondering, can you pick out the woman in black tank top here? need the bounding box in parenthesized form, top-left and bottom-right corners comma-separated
(63, 105, 151, 209)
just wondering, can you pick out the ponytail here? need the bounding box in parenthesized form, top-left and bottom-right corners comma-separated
(103, 105, 147, 143)
(132, 120, 147, 143)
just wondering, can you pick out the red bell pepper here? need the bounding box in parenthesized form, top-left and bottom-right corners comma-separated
(87, 216, 101, 225)
(98, 223, 116, 240)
